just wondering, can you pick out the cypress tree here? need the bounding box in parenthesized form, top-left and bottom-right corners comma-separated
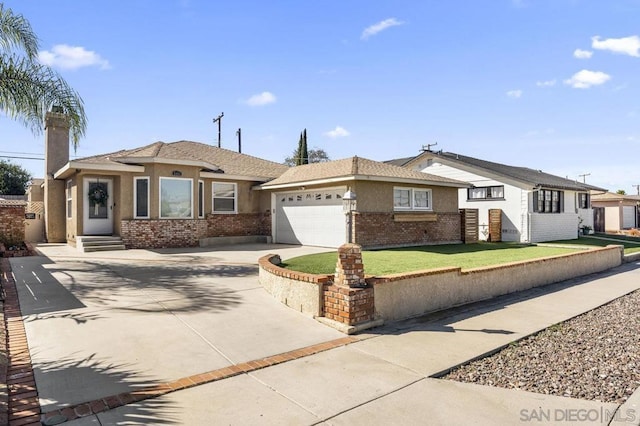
(301, 128, 309, 165)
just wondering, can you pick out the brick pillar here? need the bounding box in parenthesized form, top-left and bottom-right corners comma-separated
(323, 244, 374, 326)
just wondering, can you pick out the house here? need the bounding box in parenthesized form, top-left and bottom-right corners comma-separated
(387, 150, 606, 243)
(590, 192, 640, 232)
(37, 110, 470, 250)
(258, 157, 470, 248)
(40, 111, 288, 249)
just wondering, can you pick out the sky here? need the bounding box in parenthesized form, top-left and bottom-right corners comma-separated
(1, 0, 639, 193)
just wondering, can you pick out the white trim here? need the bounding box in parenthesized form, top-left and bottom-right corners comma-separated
(117, 156, 221, 171)
(212, 181, 237, 214)
(159, 177, 193, 219)
(200, 171, 273, 182)
(198, 180, 205, 218)
(261, 175, 468, 190)
(133, 176, 150, 219)
(66, 179, 72, 219)
(394, 186, 433, 211)
(54, 161, 145, 179)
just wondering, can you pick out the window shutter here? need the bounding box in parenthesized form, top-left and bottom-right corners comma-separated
(533, 191, 538, 212)
(560, 192, 564, 213)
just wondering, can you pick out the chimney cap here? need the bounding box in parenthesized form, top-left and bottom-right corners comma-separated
(51, 105, 64, 113)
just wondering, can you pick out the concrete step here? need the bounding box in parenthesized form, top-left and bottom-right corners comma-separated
(77, 236, 126, 252)
(83, 244, 126, 252)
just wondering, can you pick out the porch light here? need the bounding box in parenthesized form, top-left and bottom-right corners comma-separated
(343, 188, 357, 243)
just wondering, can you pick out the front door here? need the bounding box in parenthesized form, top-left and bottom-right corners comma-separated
(83, 178, 113, 235)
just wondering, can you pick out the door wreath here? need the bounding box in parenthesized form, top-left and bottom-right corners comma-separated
(88, 184, 108, 216)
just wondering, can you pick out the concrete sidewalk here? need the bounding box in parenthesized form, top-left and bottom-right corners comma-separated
(6, 245, 640, 425)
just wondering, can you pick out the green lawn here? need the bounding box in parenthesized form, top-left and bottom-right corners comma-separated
(281, 242, 582, 276)
(547, 235, 640, 254)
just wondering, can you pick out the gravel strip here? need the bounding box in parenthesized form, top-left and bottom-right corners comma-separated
(444, 289, 640, 404)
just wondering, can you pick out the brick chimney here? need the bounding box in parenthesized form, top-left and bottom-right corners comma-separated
(44, 109, 70, 242)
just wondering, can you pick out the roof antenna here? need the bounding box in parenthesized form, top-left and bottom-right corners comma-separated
(421, 142, 438, 152)
(578, 172, 591, 183)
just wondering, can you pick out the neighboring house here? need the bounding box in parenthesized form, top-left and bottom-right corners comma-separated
(36, 111, 470, 250)
(259, 157, 469, 248)
(39, 111, 288, 249)
(387, 150, 606, 243)
(591, 192, 640, 232)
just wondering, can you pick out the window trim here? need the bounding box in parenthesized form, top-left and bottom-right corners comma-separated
(467, 185, 505, 201)
(577, 192, 590, 210)
(134, 176, 150, 219)
(66, 180, 72, 219)
(159, 177, 193, 219)
(212, 181, 237, 214)
(198, 180, 205, 218)
(394, 187, 433, 211)
(534, 189, 564, 214)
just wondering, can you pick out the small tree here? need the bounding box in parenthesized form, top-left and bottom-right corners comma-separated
(616, 189, 627, 195)
(284, 147, 330, 166)
(0, 159, 31, 195)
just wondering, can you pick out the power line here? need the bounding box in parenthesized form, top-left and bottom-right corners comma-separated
(0, 155, 44, 160)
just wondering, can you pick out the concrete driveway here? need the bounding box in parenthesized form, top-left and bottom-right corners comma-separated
(10, 243, 342, 415)
(8, 245, 640, 425)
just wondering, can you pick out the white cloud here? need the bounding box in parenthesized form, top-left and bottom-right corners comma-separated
(573, 49, 593, 59)
(38, 44, 110, 70)
(244, 91, 277, 106)
(563, 70, 611, 89)
(325, 126, 350, 138)
(506, 89, 522, 98)
(361, 18, 404, 40)
(591, 35, 640, 57)
(536, 79, 556, 87)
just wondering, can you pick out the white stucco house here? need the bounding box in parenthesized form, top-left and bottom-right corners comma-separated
(387, 150, 607, 243)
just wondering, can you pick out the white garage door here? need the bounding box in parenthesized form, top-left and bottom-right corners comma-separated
(275, 187, 346, 248)
(623, 206, 637, 229)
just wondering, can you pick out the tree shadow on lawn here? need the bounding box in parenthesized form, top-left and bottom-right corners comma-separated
(370, 242, 536, 255)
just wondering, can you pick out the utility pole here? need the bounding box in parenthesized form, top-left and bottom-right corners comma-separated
(578, 172, 591, 183)
(633, 184, 640, 195)
(236, 128, 242, 153)
(213, 112, 224, 148)
(421, 142, 438, 152)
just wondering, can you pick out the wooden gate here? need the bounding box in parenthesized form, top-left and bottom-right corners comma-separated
(460, 209, 479, 243)
(593, 207, 605, 233)
(488, 209, 502, 242)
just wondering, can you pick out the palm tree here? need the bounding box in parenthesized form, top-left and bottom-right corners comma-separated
(0, 4, 86, 148)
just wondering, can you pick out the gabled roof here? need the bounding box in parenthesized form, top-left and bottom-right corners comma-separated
(390, 151, 607, 192)
(56, 141, 289, 181)
(260, 156, 469, 189)
(591, 192, 640, 202)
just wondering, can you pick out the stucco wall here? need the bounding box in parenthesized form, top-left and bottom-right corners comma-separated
(372, 245, 623, 321)
(258, 254, 329, 317)
(353, 180, 458, 213)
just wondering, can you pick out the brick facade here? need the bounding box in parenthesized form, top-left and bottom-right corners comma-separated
(206, 212, 270, 237)
(121, 212, 271, 249)
(0, 205, 25, 245)
(121, 219, 207, 249)
(353, 212, 462, 248)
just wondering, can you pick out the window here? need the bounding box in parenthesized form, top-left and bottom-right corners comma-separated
(160, 177, 192, 218)
(534, 189, 564, 213)
(394, 187, 432, 210)
(212, 182, 236, 213)
(578, 193, 590, 209)
(134, 177, 150, 219)
(198, 180, 204, 218)
(66, 180, 72, 218)
(467, 186, 504, 200)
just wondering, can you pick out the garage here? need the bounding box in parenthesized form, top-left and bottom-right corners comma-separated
(623, 206, 637, 229)
(274, 187, 347, 248)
